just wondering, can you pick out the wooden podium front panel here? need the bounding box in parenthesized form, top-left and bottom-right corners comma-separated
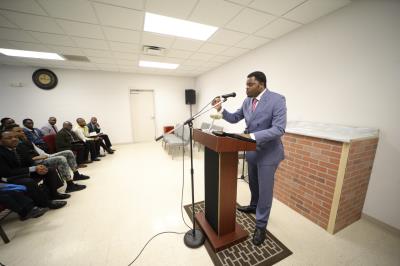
(204, 147, 219, 233)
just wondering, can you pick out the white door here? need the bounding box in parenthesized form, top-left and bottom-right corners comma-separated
(130, 90, 156, 142)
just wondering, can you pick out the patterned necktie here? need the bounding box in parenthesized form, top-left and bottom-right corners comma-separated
(252, 98, 258, 112)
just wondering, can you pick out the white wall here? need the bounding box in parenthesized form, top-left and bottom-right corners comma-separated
(0, 66, 195, 144)
(195, 0, 400, 229)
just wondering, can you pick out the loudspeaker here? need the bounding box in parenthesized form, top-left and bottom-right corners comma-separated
(185, 89, 196, 105)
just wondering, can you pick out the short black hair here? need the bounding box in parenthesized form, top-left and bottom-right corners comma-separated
(1, 117, 11, 124)
(22, 118, 33, 125)
(247, 71, 267, 87)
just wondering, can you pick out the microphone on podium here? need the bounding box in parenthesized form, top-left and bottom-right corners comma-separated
(221, 92, 236, 99)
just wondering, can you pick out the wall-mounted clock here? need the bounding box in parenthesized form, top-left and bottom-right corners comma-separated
(32, 69, 58, 90)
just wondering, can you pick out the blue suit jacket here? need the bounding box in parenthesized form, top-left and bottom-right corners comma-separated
(222, 89, 287, 165)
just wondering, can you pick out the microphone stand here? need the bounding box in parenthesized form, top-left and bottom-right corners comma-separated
(155, 98, 227, 248)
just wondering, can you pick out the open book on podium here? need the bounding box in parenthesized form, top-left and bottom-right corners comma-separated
(193, 129, 256, 251)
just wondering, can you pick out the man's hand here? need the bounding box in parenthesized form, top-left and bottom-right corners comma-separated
(35, 165, 48, 175)
(32, 155, 48, 161)
(240, 133, 251, 139)
(212, 97, 222, 112)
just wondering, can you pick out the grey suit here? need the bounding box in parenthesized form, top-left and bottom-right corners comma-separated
(222, 89, 286, 228)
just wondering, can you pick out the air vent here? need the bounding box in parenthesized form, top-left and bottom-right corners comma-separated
(143, 45, 166, 56)
(62, 55, 90, 62)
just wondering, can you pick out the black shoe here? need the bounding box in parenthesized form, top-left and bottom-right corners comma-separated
(48, 200, 67, 209)
(98, 154, 106, 157)
(237, 205, 256, 214)
(92, 158, 101, 161)
(20, 206, 49, 221)
(65, 183, 86, 193)
(107, 149, 114, 154)
(111, 149, 116, 152)
(52, 193, 71, 200)
(252, 227, 266, 246)
(73, 174, 90, 181)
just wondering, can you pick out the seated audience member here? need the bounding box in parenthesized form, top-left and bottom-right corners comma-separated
(56, 121, 97, 163)
(8, 124, 88, 193)
(74, 118, 105, 159)
(0, 130, 67, 209)
(87, 117, 115, 153)
(0, 187, 48, 220)
(41, 116, 58, 135)
(0, 117, 15, 131)
(22, 118, 48, 151)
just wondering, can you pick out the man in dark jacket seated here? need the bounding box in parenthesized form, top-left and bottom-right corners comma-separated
(22, 118, 48, 152)
(0, 130, 67, 209)
(87, 117, 115, 153)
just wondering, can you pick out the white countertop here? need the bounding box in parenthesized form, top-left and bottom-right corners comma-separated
(286, 121, 379, 143)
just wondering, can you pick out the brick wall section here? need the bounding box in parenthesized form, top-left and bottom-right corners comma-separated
(334, 138, 378, 233)
(275, 133, 343, 230)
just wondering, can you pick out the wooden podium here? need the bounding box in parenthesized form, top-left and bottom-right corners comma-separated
(193, 129, 256, 252)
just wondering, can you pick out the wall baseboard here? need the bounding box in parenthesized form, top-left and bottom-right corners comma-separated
(362, 213, 400, 237)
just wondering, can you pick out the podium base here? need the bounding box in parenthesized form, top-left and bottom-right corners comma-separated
(184, 229, 205, 248)
(195, 212, 248, 252)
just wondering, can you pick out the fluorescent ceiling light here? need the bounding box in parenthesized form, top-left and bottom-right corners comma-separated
(0, 48, 64, 60)
(144, 12, 218, 41)
(139, 60, 179, 69)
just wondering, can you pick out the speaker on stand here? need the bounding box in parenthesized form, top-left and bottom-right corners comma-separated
(185, 89, 196, 118)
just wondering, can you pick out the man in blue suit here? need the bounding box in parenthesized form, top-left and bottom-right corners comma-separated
(213, 71, 286, 246)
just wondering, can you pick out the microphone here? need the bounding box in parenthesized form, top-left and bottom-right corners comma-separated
(221, 92, 236, 99)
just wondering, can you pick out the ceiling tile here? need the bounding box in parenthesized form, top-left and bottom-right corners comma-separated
(182, 59, 206, 66)
(0, 15, 18, 28)
(172, 38, 203, 51)
(93, 2, 144, 30)
(29, 32, 75, 46)
(255, 18, 301, 38)
(145, 0, 197, 19)
(235, 35, 270, 49)
(38, 0, 98, 24)
(178, 64, 197, 71)
(189, 0, 242, 27)
(0, 0, 47, 16)
(141, 32, 175, 49)
(49, 45, 85, 55)
(93, 0, 145, 10)
(209, 55, 233, 63)
(103, 27, 141, 43)
(0, 11, 63, 34)
(166, 49, 193, 59)
(284, 0, 351, 24)
(112, 51, 139, 60)
(0, 28, 40, 43)
(227, 0, 253, 5)
(207, 29, 247, 46)
(117, 58, 138, 66)
(109, 41, 140, 52)
(57, 20, 104, 39)
(221, 46, 249, 56)
(0, 39, 13, 49)
(225, 8, 275, 34)
(83, 49, 113, 57)
(87, 56, 116, 64)
(250, 0, 306, 16)
(7, 41, 53, 52)
(189, 52, 214, 61)
(72, 36, 109, 49)
(197, 43, 228, 54)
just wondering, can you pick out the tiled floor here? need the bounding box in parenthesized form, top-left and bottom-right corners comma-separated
(0, 142, 399, 266)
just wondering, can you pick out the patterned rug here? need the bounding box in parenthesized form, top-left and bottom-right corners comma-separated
(184, 201, 292, 266)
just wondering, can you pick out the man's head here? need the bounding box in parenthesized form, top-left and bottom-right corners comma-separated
(23, 118, 34, 129)
(63, 121, 73, 131)
(0, 130, 19, 149)
(1, 118, 15, 127)
(246, 71, 267, 98)
(48, 117, 57, 125)
(6, 124, 27, 141)
(90, 117, 97, 124)
(76, 118, 86, 127)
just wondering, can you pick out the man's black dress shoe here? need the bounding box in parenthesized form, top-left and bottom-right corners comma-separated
(73, 174, 90, 181)
(92, 158, 101, 161)
(20, 206, 49, 221)
(52, 193, 71, 200)
(65, 183, 86, 193)
(48, 200, 67, 209)
(237, 205, 256, 214)
(252, 227, 266, 246)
